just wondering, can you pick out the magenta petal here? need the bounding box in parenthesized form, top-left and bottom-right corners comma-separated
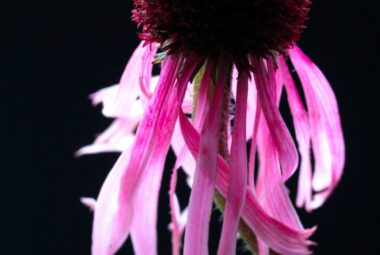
(128, 58, 199, 255)
(75, 119, 137, 156)
(258, 240, 270, 255)
(100, 42, 148, 118)
(183, 60, 228, 255)
(248, 90, 261, 191)
(138, 44, 157, 99)
(256, 122, 303, 230)
(278, 56, 313, 210)
(130, 149, 166, 255)
(179, 111, 315, 255)
(252, 57, 299, 181)
(89, 84, 145, 119)
(193, 60, 215, 129)
(171, 122, 196, 177)
(218, 72, 248, 255)
(171, 60, 214, 179)
(169, 163, 182, 255)
(289, 46, 345, 209)
(80, 197, 96, 211)
(91, 56, 184, 255)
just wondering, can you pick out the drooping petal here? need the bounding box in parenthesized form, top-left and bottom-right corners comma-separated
(171, 122, 196, 178)
(179, 110, 315, 255)
(183, 60, 229, 255)
(91, 55, 184, 255)
(100, 41, 150, 118)
(138, 44, 157, 99)
(184, 59, 228, 255)
(75, 119, 136, 156)
(81, 197, 96, 211)
(251, 57, 299, 181)
(278, 56, 313, 211)
(171, 60, 214, 180)
(289, 45, 345, 209)
(169, 163, 183, 255)
(130, 57, 201, 255)
(256, 123, 304, 230)
(130, 145, 167, 255)
(78, 76, 162, 157)
(91, 146, 133, 255)
(218, 72, 248, 255)
(247, 80, 261, 191)
(89, 84, 145, 120)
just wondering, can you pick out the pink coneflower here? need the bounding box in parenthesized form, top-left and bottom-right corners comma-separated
(79, 1, 345, 255)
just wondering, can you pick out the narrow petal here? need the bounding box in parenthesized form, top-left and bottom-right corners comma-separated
(256, 123, 303, 230)
(130, 58, 200, 255)
(91, 56, 184, 255)
(171, 61, 214, 179)
(179, 111, 315, 255)
(171, 122, 196, 177)
(90, 84, 145, 120)
(218, 72, 248, 255)
(138, 44, 157, 99)
(183, 60, 229, 255)
(278, 56, 313, 210)
(81, 197, 96, 211)
(130, 147, 166, 255)
(241, 70, 261, 192)
(257, 240, 270, 255)
(251, 57, 299, 181)
(193, 60, 214, 128)
(78, 76, 161, 157)
(289, 46, 345, 209)
(101, 42, 149, 118)
(75, 119, 136, 156)
(169, 163, 182, 255)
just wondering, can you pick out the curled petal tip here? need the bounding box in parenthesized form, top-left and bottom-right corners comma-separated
(80, 197, 96, 211)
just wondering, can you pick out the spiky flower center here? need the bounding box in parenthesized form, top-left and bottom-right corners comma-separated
(133, 0, 310, 58)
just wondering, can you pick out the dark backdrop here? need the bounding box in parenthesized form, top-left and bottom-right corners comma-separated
(1, 1, 378, 254)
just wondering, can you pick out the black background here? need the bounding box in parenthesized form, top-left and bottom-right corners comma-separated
(1, 1, 378, 254)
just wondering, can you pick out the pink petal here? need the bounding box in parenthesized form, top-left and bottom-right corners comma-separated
(78, 76, 161, 157)
(248, 90, 261, 191)
(138, 44, 157, 99)
(171, 122, 196, 178)
(278, 56, 313, 211)
(289, 45, 345, 209)
(178, 110, 315, 255)
(101, 42, 153, 118)
(170, 60, 215, 179)
(193, 60, 215, 128)
(251, 57, 299, 181)
(130, 146, 166, 255)
(112, 42, 152, 115)
(218, 72, 249, 255)
(80, 197, 96, 211)
(169, 163, 182, 255)
(256, 123, 303, 230)
(246, 73, 259, 141)
(89, 84, 146, 119)
(91, 55, 185, 255)
(183, 60, 229, 255)
(75, 119, 136, 156)
(130, 58, 200, 255)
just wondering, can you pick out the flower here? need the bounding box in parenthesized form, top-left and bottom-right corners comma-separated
(79, 1, 345, 255)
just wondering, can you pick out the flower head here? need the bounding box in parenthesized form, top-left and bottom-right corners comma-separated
(79, 1, 344, 255)
(133, 0, 310, 58)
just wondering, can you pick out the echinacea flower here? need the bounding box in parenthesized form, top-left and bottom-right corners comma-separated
(78, 1, 344, 255)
